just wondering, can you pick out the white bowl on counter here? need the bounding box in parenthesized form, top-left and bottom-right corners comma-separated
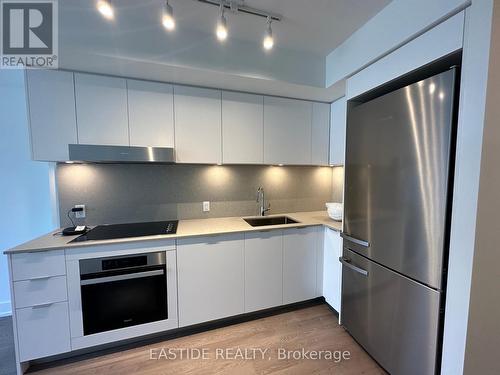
(326, 202, 343, 221)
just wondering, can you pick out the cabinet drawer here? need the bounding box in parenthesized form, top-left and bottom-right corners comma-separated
(11, 250, 66, 281)
(13, 276, 68, 309)
(17, 301, 71, 361)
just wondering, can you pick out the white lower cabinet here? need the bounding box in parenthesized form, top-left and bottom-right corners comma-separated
(13, 276, 67, 309)
(283, 227, 319, 304)
(323, 228, 342, 312)
(244, 230, 283, 312)
(177, 234, 245, 327)
(8, 227, 328, 370)
(16, 302, 71, 361)
(11, 250, 66, 282)
(8, 250, 71, 364)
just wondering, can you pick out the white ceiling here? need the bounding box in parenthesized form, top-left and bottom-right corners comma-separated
(57, 0, 391, 100)
(174, 0, 392, 57)
(60, 0, 390, 57)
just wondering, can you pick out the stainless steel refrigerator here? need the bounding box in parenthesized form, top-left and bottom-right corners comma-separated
(340, 68, 458, 375)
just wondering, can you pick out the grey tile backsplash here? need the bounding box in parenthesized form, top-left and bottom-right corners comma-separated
(56, 163, 343, 227)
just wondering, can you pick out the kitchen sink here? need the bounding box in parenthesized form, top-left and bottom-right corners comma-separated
(244, 216, 299, 227)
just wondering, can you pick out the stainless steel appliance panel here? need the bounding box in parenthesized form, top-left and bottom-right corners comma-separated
(69, 144, 175, 163)
(341, 248, 441, 375)
(79, 252, 168, 335)
(344, 69, 457, 289)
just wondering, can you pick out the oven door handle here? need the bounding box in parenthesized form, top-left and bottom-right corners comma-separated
(80, 269, 165, 286)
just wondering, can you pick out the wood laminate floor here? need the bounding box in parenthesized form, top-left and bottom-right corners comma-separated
(1, 304, 385, 375)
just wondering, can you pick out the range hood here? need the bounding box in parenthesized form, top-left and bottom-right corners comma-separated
(68, 144, 175, 164)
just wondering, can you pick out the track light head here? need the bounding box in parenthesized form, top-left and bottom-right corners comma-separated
(96, 0, 114, 20)
(162, 1, 175, 31)
(216, 3, 228, 41)
(263, 16, 274, 50)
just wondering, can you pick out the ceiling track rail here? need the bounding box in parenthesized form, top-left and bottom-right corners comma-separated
(196, 0, 283, 22)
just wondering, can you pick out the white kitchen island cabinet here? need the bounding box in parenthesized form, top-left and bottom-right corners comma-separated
(177, 233, 245, 327)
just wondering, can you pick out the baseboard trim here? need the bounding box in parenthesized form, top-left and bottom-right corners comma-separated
(323, 301, 339, 317)
(30, 298, 328, 371)
(0, 301, 12, 317)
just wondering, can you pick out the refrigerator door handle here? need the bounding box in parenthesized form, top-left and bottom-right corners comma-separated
(340, 233, 370, 247)
(339, 257, 369, 276)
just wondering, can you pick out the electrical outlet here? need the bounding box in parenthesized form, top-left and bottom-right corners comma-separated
(74, 204, 86, 219)
(203, 201, 210, 212)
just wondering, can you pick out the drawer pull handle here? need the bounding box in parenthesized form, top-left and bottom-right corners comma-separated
(339, 257, 369, 276)
(80, 269, 164, 286)
(28, 276, 53, 281)
(31, 303, 54, 309)
(340, 233, 370, 247)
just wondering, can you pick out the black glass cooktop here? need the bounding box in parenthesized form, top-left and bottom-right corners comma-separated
(70, 220, 178, 243)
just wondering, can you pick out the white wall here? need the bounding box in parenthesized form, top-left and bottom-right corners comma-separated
(463, 3, 500, 373)
(325, 0, 469, 87)
(0, 70, 56, 317)
(345, 11, 464, 99)
(441, 1, 494, 373)
(464, 1, 500, 375)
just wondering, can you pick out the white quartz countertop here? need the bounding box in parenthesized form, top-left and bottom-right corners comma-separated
(4, 211, 342, 254)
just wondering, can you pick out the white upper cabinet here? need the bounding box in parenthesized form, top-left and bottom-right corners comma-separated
(127, 80, 174, 147)
(311, 102, 331, 165)
(222, 91, 264, 164)
(174, 86, 222, 164)
(329, 96, 347, 166)
(26, 68, 337, 164)
(74, 73, 129, 146)
(283, 227, 318, 304)
(264, 97, 312, 165)
(26, 70, 77, 161)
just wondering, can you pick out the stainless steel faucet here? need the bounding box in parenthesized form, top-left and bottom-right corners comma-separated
(256, 187, 271, 216)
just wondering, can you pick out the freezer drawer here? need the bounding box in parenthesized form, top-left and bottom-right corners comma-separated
(341, 248, 441, 375)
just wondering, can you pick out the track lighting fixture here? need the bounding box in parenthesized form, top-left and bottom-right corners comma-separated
(263, 16, 274, 50)
(96, 0, 114, 20)
(162, 0, 176, 31)
(95, 1, 283, 48)
(216, 3, 228, 41)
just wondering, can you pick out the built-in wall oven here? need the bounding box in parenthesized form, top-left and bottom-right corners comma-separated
(79, 252, 168, 335)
